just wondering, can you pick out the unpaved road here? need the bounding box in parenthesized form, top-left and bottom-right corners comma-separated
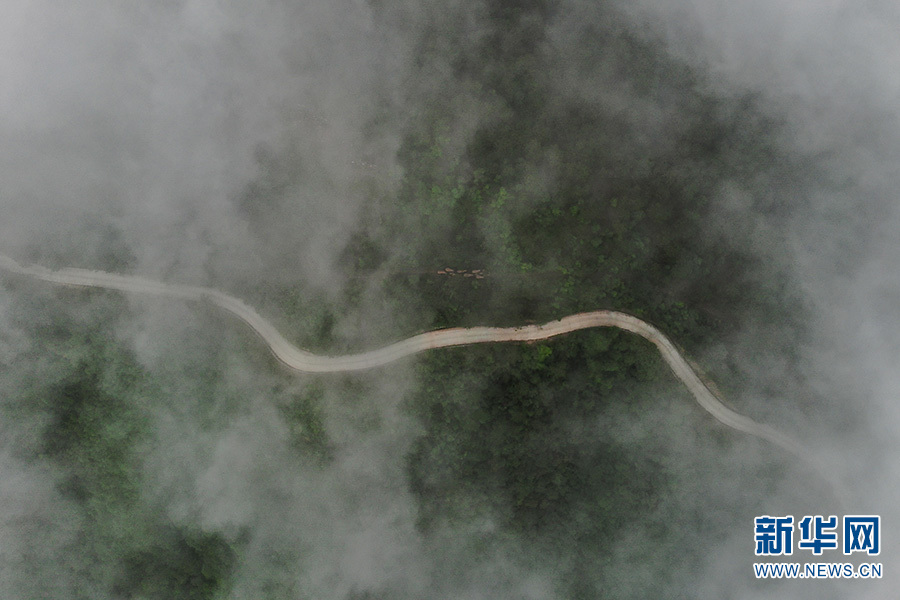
(0, 253, 810, 463)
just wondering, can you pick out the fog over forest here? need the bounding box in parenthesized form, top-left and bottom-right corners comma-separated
(0, 1, 897, 598)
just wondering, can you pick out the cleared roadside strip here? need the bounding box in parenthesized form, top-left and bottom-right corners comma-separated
(0, 252, 843, 501)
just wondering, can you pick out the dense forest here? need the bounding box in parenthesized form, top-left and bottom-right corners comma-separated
(0, 1, 834, 599)
(339, 4, 817, 597)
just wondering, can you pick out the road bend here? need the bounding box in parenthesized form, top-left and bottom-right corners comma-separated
(0, 253, 844, 503)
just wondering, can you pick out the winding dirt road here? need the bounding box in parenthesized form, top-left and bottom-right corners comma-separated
(0, 253, 809, 463)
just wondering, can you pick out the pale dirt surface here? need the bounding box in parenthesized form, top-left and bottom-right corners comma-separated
(1, 252, 843, 501)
